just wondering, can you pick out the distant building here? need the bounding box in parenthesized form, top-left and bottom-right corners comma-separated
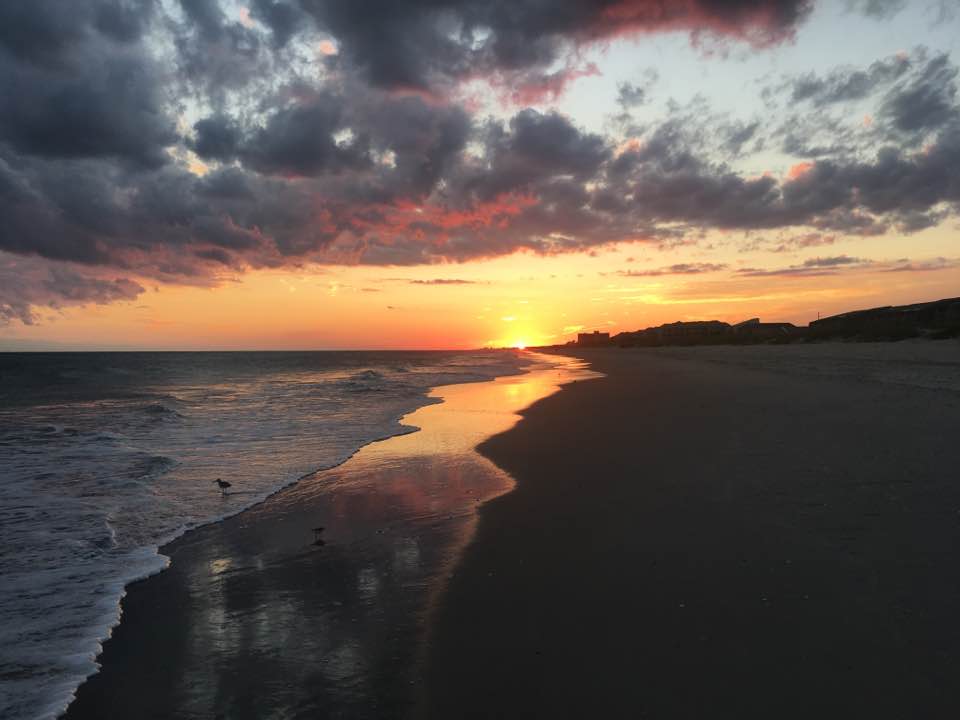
(654, 320, 731, 339)
(612, 317, 803, 347)
(810, 297, 960, 339)
(577, 331, 611, 347)
(732, 318, 799, 340)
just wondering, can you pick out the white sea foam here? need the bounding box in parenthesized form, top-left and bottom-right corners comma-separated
(0, 350, 535, 719)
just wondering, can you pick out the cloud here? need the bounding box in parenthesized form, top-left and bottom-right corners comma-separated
(2, 2, 959, 324)
(249, 0, 305, 48)
(239, 96, 367, 177)
(296, 0, 813, 94)
(191, 116, 241, 161)
(770, 49, 957, 154)
(616, 262, 728, 276)
(879, 52, 958, 135)
(0, 252, 143, 325)
(801, 255, 864, 267)
(847, 0, 907, 20)
(736, 254, 959, 277)
(737, 255, 869, 276)
(505, 62, 602, 106)
(766, 232, 836, 252)
(408, 278, 478, 285)
(882, 257, 959, 272)
(786, 53, 911, 106)
(0, 36, 175, 168)
(616, 68, 659, 108)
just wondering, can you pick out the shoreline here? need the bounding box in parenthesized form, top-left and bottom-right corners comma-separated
(37, 350, 532, 720)
(423, 342, 960, 718)
(62, 354, 593, 719)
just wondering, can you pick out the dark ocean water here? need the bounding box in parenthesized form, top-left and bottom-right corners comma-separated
(0, 350, 530, 720)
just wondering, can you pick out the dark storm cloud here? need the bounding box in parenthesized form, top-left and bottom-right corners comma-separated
(460, 110, 610, 201)
(0, 1, 153, 67)
(239, 97, 366, 177)
(358, 94, 472, 196)
(296, 0, 813, 92)
(249, 0, 306, 48)
(0, 32, 174, 168)
(191, 116, 241, 161)
(0, 254, 143, 325)
(2, 0, 960, 325)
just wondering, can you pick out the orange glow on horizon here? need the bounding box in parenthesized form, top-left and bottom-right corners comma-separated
(4, 223, 960, 351)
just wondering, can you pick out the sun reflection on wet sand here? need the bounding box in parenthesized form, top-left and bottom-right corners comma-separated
(66, 353, 599, 720)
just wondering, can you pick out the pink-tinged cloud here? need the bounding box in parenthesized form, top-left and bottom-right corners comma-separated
(786, 161, 814, 180)
(349, 195, 538, 244)
(0, 253, 144, 325)
(505, 63, 602, 106)
(590, 0, 812, 47)
(3, 2, 960, 325)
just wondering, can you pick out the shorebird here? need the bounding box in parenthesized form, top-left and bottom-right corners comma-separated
(213, 478, 231, 495)
(312, 526, 326, 545)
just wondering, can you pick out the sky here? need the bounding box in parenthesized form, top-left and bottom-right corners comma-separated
(1, 0, 959, 350)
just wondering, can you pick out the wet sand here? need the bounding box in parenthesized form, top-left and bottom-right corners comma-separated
(64, 356, 595, 719)
(63, 342, 960, 719)
(424, 342, 960, 719)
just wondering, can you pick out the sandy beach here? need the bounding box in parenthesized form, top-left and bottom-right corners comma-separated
(63, 355, 594, 719)
(425, 341, 960, 718)
(63, 342, 960, 719)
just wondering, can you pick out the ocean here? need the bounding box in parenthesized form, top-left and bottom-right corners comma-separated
(0, 350, 531, 720)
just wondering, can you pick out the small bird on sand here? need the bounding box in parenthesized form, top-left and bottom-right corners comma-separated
(213, 478, 231, 495)
(312, 526, 326, 545)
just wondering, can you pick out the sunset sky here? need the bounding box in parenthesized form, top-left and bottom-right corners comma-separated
(1, 0, 959, 349)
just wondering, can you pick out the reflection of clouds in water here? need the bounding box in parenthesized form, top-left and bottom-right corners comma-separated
(251, 596, 302, 656)
(357, 567, 380, 602)
(98, 355, 599, 717)
(392, 537, 422, 577)
(208, 558, 232, 575)
(324, 639, 365, 685)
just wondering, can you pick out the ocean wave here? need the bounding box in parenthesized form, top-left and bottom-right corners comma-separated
(140, 402, 183, 420)
(339, 369, 390, 392)
(0, 350, 532, 720)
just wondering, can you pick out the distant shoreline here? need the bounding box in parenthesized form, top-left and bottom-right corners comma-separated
(60, 355, 591, 719)
(557, 295, 960, 350)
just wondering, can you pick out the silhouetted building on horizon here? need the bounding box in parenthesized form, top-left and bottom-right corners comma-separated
(654, 320, 730, 340)
(612, 317, 802, 347)
(577, 331, 611, 347)
(557, 296, 960, 351)
(732, 318, 800, 340)
(810, 297, 960, 339)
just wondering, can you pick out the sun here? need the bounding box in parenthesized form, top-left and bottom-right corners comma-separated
(512, 340, 527, 350)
